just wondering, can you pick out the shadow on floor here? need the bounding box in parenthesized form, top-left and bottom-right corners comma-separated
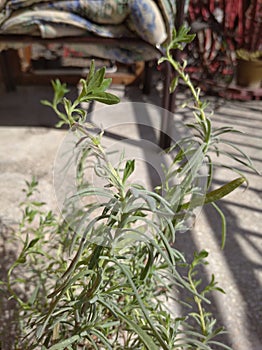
(0, 84, 78, 127)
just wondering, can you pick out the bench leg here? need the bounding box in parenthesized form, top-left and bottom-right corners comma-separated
(159, 61, 174, 149)
(142, 60, 154, 95)
(159, 0, 186, 149)
(0, 50, 16, 92)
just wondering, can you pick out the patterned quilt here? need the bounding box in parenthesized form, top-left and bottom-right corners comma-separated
(0, 0, 178, 63)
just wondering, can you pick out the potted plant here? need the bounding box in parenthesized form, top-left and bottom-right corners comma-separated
(236, 49, 262, 88)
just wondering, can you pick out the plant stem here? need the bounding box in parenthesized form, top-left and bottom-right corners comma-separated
(166, 50, 206, 123)
(188, 268, 207, 337)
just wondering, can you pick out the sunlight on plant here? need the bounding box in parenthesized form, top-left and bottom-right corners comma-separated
(0, 28, 257, 350)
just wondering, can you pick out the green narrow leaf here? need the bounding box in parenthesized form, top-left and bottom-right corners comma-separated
(205, 154, 213, 190)
(63, 97, 72, 117)
(140, 243, 154, 281)
(28, 283, 40, 305)
(208, 340, 233, 350)
(48, 335, 80, 350)
(73, 108, 87, 118)
(86, 59, 95, 84)
(97, 298, 159, 350)
(90, 329, 113, 349)
(84, 92, 120, 105)
(204, 177, 246, 203)
(119, 315, 159, 350)
(123, 159, 135, 183)
(41, 100, 52, 107)
(31, 201, 46, 207)
(181, 177, 246, 210)
(88, 245, 104, 270)
(100, 77, 113, 91)
(158, 57, 168, 65)
(220, 140, 259, 173)
(89, 66, 106, 89)
(98, 321, 120, 329)
(105, 258, 169, 349)
(27, 237, 40, 249)
(170, 75, 179, 93)
(52, 79, 69, 104)
(211, 202, 227, 249)
(86, 334, 99, 350)
(55, 119, 66, 128)
(16, 256, 26, 264)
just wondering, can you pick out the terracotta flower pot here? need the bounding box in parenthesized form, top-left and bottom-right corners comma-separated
(236, 58, 262, 88)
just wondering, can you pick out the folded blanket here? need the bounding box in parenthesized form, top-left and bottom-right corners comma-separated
(0, 0, 174, 44)
(0, 0, 179, 62)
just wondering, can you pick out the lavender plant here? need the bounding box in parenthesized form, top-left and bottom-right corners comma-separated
(0, 27, 256, 350)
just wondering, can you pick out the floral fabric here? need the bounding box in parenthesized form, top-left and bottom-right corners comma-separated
(0, 0, 183, 62)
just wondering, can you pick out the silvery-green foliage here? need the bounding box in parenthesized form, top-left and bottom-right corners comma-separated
(1, 29, 256, 350)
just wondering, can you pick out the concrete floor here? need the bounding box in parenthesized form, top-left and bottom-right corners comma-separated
(0, 79, 261, 349)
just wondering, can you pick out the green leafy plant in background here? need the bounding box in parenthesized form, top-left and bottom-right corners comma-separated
(0, 27, 256, 350)
(236, 49, 262, 62)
